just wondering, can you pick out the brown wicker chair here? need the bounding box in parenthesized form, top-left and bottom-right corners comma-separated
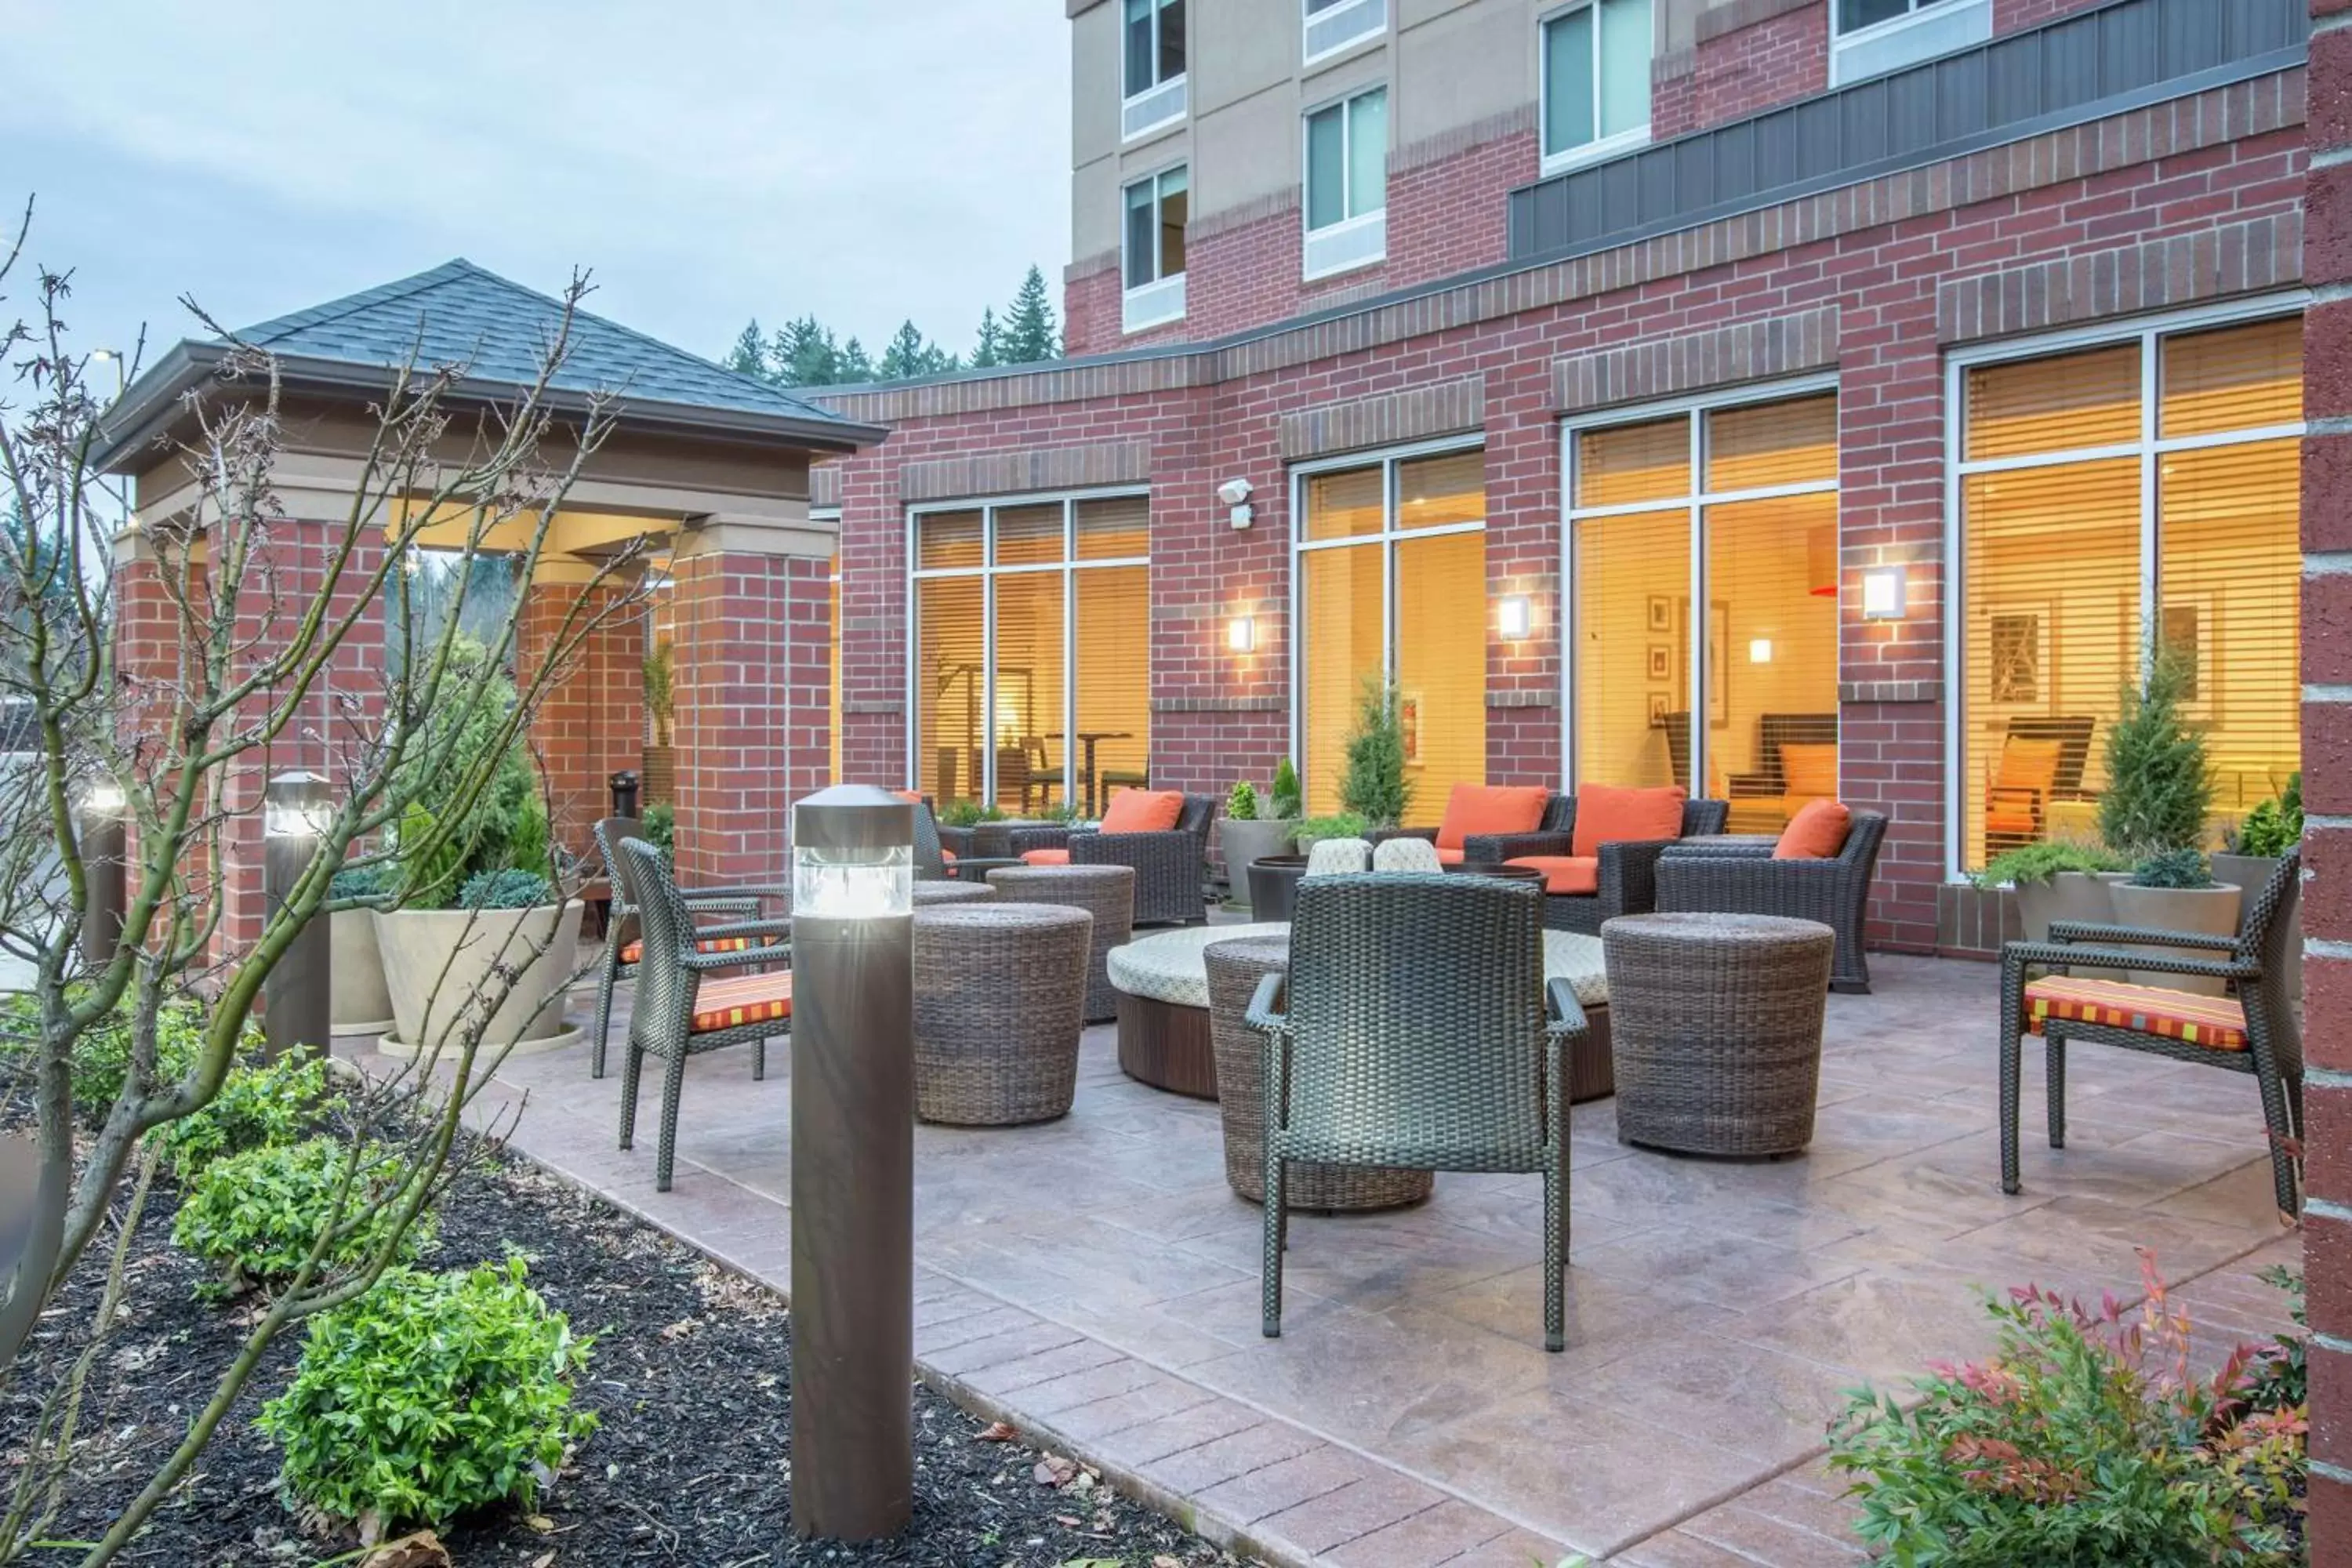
(1468, 796, 1730, 933)
(1654, 811, 1888, 993)
(1011, 793, 1218, 926)
(1998, 851, 2303, 1218)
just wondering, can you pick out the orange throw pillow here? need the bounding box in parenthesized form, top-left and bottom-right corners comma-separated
(1774, 800, 1852, 859)
(1436, 784, 1550, 851)
(1100, 789, 1184, 834)
(1571, 784, 1687, 858)
(1021, 848, 1072, 866)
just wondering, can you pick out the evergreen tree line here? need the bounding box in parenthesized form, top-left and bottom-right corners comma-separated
(724, 264, 1061, 387)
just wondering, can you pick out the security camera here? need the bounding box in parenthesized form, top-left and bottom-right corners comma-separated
(1216, 477, 1254, 507)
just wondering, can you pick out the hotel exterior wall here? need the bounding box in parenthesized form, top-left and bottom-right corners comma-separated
(826, 66, 2307, 955)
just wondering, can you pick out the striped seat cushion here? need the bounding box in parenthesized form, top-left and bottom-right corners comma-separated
(690, 971, 793, 1033)
(620, 935, 755, 965)
(2024, 975, 2246, 1052)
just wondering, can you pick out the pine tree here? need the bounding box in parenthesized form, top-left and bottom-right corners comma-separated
(880, 320, 937, 380)
(2097, 648, 2213, 859)
(971, 307, 1004, 368)
(769, 317, 840, 387)
(723, 319, 769, 381)
(1002, 266, 1060, 363)
(1338, 676, 1414, 830)
(838, 336, 874, 382)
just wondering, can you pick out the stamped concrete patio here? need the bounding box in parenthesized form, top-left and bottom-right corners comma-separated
(351, 948, 2300, 1566)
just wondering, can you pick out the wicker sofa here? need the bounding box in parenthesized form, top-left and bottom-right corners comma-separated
(1653, 811, 1889, 993)
(1449, 795, 1730, 933)
(1009, 792, 1218, 926)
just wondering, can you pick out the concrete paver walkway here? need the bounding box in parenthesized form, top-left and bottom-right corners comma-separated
(349, 949, 2301, 1565)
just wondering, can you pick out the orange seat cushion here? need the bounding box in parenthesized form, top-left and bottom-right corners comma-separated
(1435, 785, 1550, 852)
(1774, 800, 1853, 860)
(1571, 784, 1687, 858)
(1994, 738, 2064, 797)
(691, 971, 794, 1033)
(1435, 846, 1466, 866)
(1507, 855, 1599, 895)
(941, 846, 958, 863)
(620, 935, 755, 966)
(2024, 976, 2246, 1052)
(1022, 848, 1071, 866)
(1101, 789, 1185, 834)
(1780, 744, 1839, 799)
(1985, 808, 2040, 836)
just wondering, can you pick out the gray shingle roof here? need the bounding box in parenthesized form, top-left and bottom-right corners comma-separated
(233, 257, 851, 425)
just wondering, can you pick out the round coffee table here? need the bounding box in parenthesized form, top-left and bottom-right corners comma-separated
(913, 880, 997, 907)
(985, 863, 1134, 1023)
(1602, 912, 1834, 1156)
(912, 903, 1091, 1126)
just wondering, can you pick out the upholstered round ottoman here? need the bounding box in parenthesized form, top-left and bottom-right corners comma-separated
(1602, 913, 1834, 1156)
(913, 880, 997, 907)
(985, 863, 1135, 1023)
(1106, 923, 1289, 1098)
(1203, 936, 1435, 1210)
(912, 903, 1091, 1126)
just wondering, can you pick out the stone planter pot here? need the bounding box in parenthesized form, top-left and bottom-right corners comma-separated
(329, 909, 396, 1036)
(2107, 882, 2242, 996)
(1247, 855, 1311, 925)
(373, 901, 585, 1060)
(2212, 852, 2299, 999)
(1217, 818, 1296, 908)
(2009, 870, 2118, 944)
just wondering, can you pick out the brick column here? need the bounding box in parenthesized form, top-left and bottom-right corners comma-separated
(668, 527, 833, 889)
(518, 573, 645, 863)
(2303, 3, 2352, 1559)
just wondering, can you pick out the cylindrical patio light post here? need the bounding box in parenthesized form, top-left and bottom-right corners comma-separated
(609, 769, 641, 820)
(788, 784, 916, 1542)
(263, 771, 333, 1061)
(76, 781, 127, 969)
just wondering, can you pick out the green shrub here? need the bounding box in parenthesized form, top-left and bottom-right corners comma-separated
(1973, 839, 2128, 891)
(2247, 1267, 2305, 1415)
(330, 862, 397, 903)
(1269, 758, 1302, 822)
(1293, 813, 1367, 849)
(938, 799, 1006, 829)
(0, 990, 207, 1124)
(260, 1257, 595, 1532)
(1338, 677, 1412, 831)
(151, 1051, 345, 1181)
(2100, 651, 2213, 859)
(172, 1137, 433, 1298)
(457, 869, 554, 910)
(2231, 775, 2303, 859)
(389, 637, 550, 908)
(640, 801, 674, 856)
(1829, 1256, 2305, 1568)
(2131, 847, 2215, 890)
(1226, 781, 1260, 822)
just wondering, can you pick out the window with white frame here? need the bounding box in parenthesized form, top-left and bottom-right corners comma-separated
(1831, 0, 1989, 85)
(1304, 0, 1386, 64)
(1122, 166, 1188, 332)
(1541, 0, 1653, 172)
(1303, 86, 1387, 278)
(1123, 0, 1187, 140)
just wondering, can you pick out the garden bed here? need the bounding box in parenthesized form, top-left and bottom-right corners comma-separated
(1, 1142, 1250, 1566)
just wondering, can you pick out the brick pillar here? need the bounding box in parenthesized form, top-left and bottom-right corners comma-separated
(2303, 4, 2352, 1559)
(518, 574, 645, 862)
(668, 536, 833, 888)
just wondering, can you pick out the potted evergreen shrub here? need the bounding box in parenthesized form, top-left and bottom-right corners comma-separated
(2215, 773, 2302, 997)
(1218, 776, 1298, 909)
(2097, 651, 2236, 990)
(1338, 676, 1413, 833)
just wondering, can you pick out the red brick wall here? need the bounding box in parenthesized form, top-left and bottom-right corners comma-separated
(1996, 0, 2116, 31)
(1655, 1, 1829, 140)
(2297, 4, 2351, 1559)
(519, 581, 645, 865)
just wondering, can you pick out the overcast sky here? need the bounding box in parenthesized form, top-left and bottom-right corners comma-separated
(5, 1, 1072, 382)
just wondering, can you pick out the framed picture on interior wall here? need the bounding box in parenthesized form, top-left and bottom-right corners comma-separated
(1646, 594, 1671, 633)
(1399, 688, 1423, 768)
(1646, 644, 1671, 682)
(1986, 603, 2051, 713)
(1708, 601, 1730, 729)
(1647, 692, 1670, 728)
(2160, 593, 2219, 724)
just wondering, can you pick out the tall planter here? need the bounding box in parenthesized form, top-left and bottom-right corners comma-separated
(1218, 818, 1297, 909)
(372, 902, 584, 1060)
(2107, 882, 2241, 997)
(2212, 852, 2299, 1000)
(329, 909, 396, 1036)
(2010, 872, 2118, 945)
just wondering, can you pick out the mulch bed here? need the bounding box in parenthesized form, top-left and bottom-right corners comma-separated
(1, 1140, 1252, 1567)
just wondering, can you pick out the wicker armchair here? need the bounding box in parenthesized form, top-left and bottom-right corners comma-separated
(1476, 797, 1730, 933)
(1655, 811, 1888, 993)
(909, 796, 1018, 883)
(1998, 851, 2303, 1217)
(612, 838, 794, 1192)
(588, 817, 773, 1080)
(1246, 873, 1585, 1350)
(1012, 793, 1218, 926)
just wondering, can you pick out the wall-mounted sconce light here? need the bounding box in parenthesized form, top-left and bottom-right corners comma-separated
(1860, 565, 1908, 621)
(1227, 615, 1256, 653)
(1748, 638, 1773, 664)
(1497, 595, 1533, 641)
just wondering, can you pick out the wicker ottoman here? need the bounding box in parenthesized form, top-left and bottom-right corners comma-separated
(1602, 912, 1835, 1157)
(1203, 937, 1434, 1210)
(913, 880, 997, 907)
(1106, 923, 1290, 1098)
(912, 903, 1091, 1126)
(985, 864, 1135, 1023)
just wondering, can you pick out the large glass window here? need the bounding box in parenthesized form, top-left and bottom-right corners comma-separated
(909, 495, 1151, 817)
(1305, 0, 1386, 63)
(386, 547, 521, 680)
(1295, 448, 1486, 823)
(1541, 0, 1652, 169)
(1123, 166, 1189, 332)
(1955, 314, 2303, 874)
(1567, 393, 1840, 826)
(1124, 0, 1185, 98)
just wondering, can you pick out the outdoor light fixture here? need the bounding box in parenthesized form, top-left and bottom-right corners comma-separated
(263, 772, 332, 1059)
(1860, 565, 1908, 621)
(791, 830, 914, 919)
(1749, 639, 1773, 664)
(79, 781, 125, 815)
(263, 777, 334, 840)
(1498, 595, 1533, 641)
(1228, 615, 1256, 654)
(77, 780, 128, 967)
(1218, 477, 1254, 529)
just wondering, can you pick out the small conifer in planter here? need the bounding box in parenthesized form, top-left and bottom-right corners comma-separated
(2097, 649, 2212, 861)
(1338, 677, 1413, 833)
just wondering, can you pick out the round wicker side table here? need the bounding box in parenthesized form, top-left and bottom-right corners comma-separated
(1203, 937, 1434, 1211)
(913, 880, 997, 908)
(912, 903, 1091, 1126)
(1601, 912, 1835, 1157)
(985, 864, 1135, 1023)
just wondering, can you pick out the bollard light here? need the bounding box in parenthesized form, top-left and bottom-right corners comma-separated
(609, 769, 641, 821)
(263, 772, 332, 1062)
(77, 780, 128, 968)
(789, 785, 916, 1543)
